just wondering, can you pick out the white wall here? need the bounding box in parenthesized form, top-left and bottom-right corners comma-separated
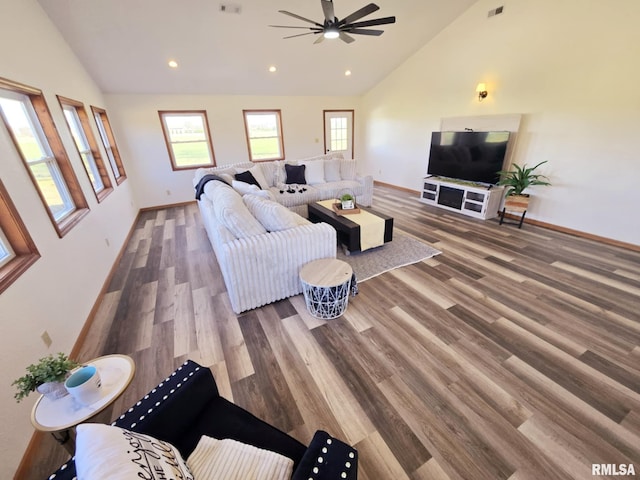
(361, 0, 640, 246)
(105, 94, 361, 208)
(0, 0, 138, 476)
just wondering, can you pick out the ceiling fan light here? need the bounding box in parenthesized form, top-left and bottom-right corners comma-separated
(324, 28, 339, 39)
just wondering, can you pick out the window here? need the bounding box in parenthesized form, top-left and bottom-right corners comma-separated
(58, 96, 113, 202)
(0, 179, 40, 294)
(0, 78, 89, 237)
(242, 110, 284, 161)
(158, 110, 216, 170)
(91, 106, 126, 184)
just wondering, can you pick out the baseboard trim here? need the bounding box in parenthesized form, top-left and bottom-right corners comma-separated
(140, 200, 195, 212)
(377, 181, 639, 252)
(500, 212, 640, 252)
(374, 180, 420, 196)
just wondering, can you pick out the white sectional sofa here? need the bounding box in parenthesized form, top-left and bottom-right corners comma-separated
(194, 178, 337, 313)
(195, 152, 373, 217)
(193, 152, 372, 313)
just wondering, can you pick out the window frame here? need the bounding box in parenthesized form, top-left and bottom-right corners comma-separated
(0, 77, 89, 238)
(158, 110, 216, 170)
(242, 109, 285, 162)
(91, 106, 127, 185)
(0, 179, 40, 294)
(58, 96, 113, 203)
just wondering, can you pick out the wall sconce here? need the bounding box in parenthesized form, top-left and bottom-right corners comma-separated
(476, 83, 488, 101)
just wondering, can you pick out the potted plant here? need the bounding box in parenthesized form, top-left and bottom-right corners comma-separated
(340, 193, 355, 210)
(497, 160, 551, 211)
(12, 352, 79, 402)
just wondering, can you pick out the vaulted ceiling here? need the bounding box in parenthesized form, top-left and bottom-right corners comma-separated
(37, 0, 477, 96)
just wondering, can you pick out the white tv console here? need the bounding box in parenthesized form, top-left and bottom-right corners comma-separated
(419, 176, 504, 220)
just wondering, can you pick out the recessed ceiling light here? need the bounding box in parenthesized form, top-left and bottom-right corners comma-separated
(168, 60, 178, 68)
(345, 70, 352, 76)
(269, 66, 277, 73)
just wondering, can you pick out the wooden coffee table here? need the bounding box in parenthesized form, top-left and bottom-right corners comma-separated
(308, 201, 393, 253)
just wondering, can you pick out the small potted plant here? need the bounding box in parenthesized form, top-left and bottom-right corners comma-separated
(12, 352, 79, 402)
(497, 160, 551, 211)
(340, 193, 355, 210)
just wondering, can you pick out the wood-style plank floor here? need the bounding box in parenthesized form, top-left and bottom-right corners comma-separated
(19, 185, 640, 480)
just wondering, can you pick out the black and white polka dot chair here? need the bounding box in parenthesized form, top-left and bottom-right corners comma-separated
(46, 359, 357, 480)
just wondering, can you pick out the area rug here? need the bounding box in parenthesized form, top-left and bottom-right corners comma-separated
(337, 232, 441, 282)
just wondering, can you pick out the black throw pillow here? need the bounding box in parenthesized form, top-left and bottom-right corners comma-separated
(235, 170, 261, 188)
(285, 164, 306, 184)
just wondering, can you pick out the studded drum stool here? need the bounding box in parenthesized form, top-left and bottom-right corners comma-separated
(300, 259, 353, 320)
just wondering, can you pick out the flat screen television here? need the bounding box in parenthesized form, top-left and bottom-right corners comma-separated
(427, 131, 510, 184)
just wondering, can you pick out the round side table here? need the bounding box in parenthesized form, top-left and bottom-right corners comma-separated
(31, 354, 135, 453)
(300, 258, 353, 319)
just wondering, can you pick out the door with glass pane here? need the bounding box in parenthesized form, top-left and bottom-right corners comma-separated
(324, 110, 354, 159)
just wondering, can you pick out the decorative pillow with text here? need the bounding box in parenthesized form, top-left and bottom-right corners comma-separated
(75, 423, 194, 480)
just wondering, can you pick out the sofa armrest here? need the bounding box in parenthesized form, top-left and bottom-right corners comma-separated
(217, 222, 337, 313)
(292, 430, 358, 480)
(355, 174, 373, 207)
(43, 360, 218, 480)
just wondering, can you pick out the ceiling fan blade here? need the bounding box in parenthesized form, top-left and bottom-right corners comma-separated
(346, 16, 396, 29)
(337, 3, 380, 27)
(321, 0, 336, 23)
(344, 28, 384, 36)
(278, 10, 323, 27)
(283, 32, 320, 39)
(314, 35, 325, 44)
(339, 31, 356, 44)
(270, 25, 321, 29)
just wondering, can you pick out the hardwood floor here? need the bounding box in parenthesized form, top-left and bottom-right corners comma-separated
(19, 185, 640, 479)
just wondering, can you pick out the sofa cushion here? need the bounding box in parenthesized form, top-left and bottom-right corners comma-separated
(301, 160, 325, 184)
(258, 161, 281, 187)
(244, 194, 307, 231)
(285, 164, 306, 184)
(187, 435, 293, 480)
(324, 159, 342, 182)
(211, 184, 267, 238)
(236, 165, 270, 190)
(232, 180, 276, 201)
(340, 159, 357, 181)
(74, 423, 194, 480)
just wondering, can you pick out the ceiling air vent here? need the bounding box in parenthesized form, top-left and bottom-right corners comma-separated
(219, 3, 242, 14)
(488, 6, 504, 17)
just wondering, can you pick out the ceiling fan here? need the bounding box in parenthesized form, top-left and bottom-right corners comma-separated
(270, 0, 396, 44)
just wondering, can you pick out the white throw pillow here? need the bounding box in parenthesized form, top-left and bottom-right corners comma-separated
(212, 184, 267, 238)
(243, 194, 303, 232)
(324, 159, 342, 182)
(236, 165, 270, 190)
(75, 424, 194, 480)
(301, 160, 325, 184)
(187, 436, 293, 480)
(232, 180, 261, 196)
(340, 159, 357, 180)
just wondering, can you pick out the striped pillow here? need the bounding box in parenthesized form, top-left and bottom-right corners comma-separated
(187, 436, 293, 480)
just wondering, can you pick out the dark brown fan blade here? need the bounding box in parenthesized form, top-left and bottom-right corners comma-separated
(337, 3, 380, 27)
(339, 31, 356, 44)
(321, 0, 336, 23)
(345, 16, 396, 29)
(270, 25, 321, 29)
(283, 31, 319, 39)
(344, 28, 384, 36)
(278, 10, 324, 27)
